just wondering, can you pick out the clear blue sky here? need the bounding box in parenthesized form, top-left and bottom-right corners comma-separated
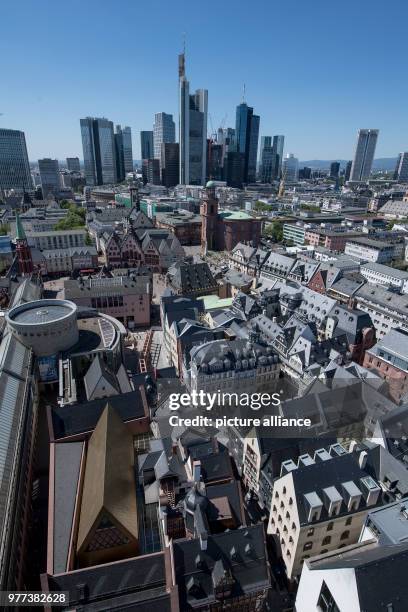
(1, 0, 407, 161)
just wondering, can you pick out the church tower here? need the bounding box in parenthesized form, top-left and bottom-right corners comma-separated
(15, 213, 33, 275)
(200, 181, 218, 253)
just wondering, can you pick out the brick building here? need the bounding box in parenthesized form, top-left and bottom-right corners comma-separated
(201, 181, 262, 252)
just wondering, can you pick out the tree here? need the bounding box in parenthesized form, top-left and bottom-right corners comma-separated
(264, 221, 283, 242)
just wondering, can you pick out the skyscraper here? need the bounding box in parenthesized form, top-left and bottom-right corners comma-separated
(330, 161, 340, 179)
(153, 113, 175, 160)
(350, 129, 379, 182)
(80, 117, 117, 186)
(271, 135, 284, 180)
(140, 131, 154, 160)
(38, 158, 60, 198)
(114, 125, 133, 182)
(235, 103, 260, 184)
(66, 157, 81, 172)
(260, 136, 273, 182)
(178, 52, 208, 185)
(0, 129, 32, 191)
(161, 143, 179, 187)
(394, 152, 408, 182)
(283, 153, 299, 182)
(344, 160, 352, 181)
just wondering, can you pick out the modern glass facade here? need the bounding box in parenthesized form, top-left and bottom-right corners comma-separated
(153, 113, 175, 160)
(140, 131, 154, 160)
(235, 103, 259, 184)
(271, 135, 284, 179)
(350, 129, 379, 181)
(80, 117, 117, 186)
(38, 158, 60, 197)
(0, 129, 32, 191)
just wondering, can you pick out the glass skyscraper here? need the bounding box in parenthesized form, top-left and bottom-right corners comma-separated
(153, 113, 175, 160)
(38, 158, 60, 198)
(140, 131, 154, 160)
(271, 135, 284, 179)
(80, 117, 117, 186)
(178, 53, 208, 185)
(0, 129, 32, 191)
(235, 103, 260, 184)
(115, 125, 133, 181)
(350, 129, 379, 181)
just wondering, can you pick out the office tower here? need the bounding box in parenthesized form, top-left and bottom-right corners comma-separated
(235, 102, 260, 184)
(38, 158, 60, 198)
(161, 143, 179, 187)
(153, 113, 175, 160)
(345, 160, 352, 181)
(0, 129, 32, 191)
(207, 140, 223, 181)
(114, 125, 133, 182)
(394, 152, 408, 182)
(80, 117, 117, 186)
(350, 129, 379, 181)
(142, 159, 160, 185)
(140, 131, 154, 160)
(226, 151, 246, 188)
(283, 153, 299, 181)
(271, 135, 284, 179)
(66, 157, 80, 172)
(330, 161, 340, 179)
(178, 52, 208, 185)
(299, 166, 311, 179)
(260, 136, 273, 182)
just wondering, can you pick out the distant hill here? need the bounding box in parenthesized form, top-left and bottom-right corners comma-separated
(299, 158, 398, 172)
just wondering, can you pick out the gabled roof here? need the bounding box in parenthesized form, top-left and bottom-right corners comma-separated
(84, 355, 120, 400)
(76, 405, 138, 552)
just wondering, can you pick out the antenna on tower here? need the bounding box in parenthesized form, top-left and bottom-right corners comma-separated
(242, 83, 246, 103)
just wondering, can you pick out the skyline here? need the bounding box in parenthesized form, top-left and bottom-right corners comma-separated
(2, 0, 408, 161)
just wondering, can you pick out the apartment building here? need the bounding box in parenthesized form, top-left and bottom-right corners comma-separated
(345, 237, 394, 263)
(363, 329, 408, 403)
(354, 284, 408, 338)
(360, 261, 408, 293)
(267, 448, 385, 579)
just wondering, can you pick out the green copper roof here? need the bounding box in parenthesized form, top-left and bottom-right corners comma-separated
(15, 213, 26, 240)
(206, 180, 216, 188)
(218, 210, 254, 221)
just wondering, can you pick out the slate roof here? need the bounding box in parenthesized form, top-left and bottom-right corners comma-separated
(45, 552, 171, 611)
(307, 541, 408, 612)
(84, 355, 120, 400)
(167, 260, 218, 294)
(50, 389, 147, 440)
(172, 524, 270, 609)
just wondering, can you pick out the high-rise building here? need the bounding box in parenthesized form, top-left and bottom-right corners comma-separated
(226, 151, 246, 188)
(0, 129, 32, 191)
(283, 153, 299, 182)
(38, 158, 60, 198)
(235, 102, 260, 184)
(161, 143, 179, 187)
(207, 140, 223, 181)
(142, 158, 160, 185)
(271, 135, 284, 180)
(140, 131, 154, 160)
(330, 161, 340, 179)
(350, 129, 379, 181)
(153, 113, 175, 160)
(394, 152, 408, 182)
(179, 53, 208, 185)
(80, 117, 117, 186)
(345, 160, 352, 181)
(260, 136, 273, 182)
(114, 125, 133, 182)
(66, 157, 81, 173)
(217, 127, 235, 170)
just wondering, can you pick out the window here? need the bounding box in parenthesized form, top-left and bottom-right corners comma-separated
(327, 522, 334, 532)
(317, 581, 340, 612)
(303, 542, 313, 551)
(340, 530, 350, 541)
(322, 536, 331, 546)
(307, 528, 314, 537)
(345, 517, 352, 526)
